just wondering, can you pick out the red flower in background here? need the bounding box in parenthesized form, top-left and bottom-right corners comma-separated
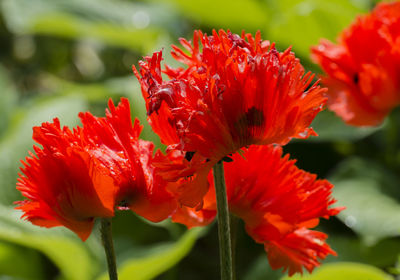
(79, 98, 177, 222)
(16, 98, 177, 240)
(172, 145, 341, 276)
(16, 119, 116, 241)
(311, 1, 400, 126)
(133, 30, 327, 207)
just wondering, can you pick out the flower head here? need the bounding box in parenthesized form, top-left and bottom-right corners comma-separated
(172, 145, 342, 275)
(134, 30, 327, 161)
(16, 98, 177, 240)
(133, 30, 327, 208)
(16, 119, 116, 241)
(311, 1, 400, 126)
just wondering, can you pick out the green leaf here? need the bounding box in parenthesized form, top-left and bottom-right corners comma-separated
(329, 157, 399, 190)
(0, 205, 98, 280)
(1, 0, 171, 52)
(281, 262, 393, 280)
(0, 241, 45, 280)
(0, 66, 18, 136)
(309, 110, 383, 142)
(147, 0, 267, 32)
(243, 254, 283, 280)
(329, 158, 400, 245)
(0, 94, 88, 205)
(266, 0, 369, 59)
(333, 179, 400, 245)
(326, 235, 400, 268)
(97, 227, 204, 280)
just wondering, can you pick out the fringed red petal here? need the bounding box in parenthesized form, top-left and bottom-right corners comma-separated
(311, 2, 400, 126)
(173, 145, 341, 275)
(79, 98, 177, 222)
(134, 30, 327, 161)
(16, 120, 116, 241)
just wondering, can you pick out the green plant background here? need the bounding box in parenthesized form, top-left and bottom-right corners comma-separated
(0, 0, 399, 279)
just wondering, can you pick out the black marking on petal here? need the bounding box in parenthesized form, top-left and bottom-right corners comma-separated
(245, 107, 264, 127)
(222, 156, 234, 162)
(184, 151, 195, 162)
(235, 106, 265, 133)
(353, 73, 359, 84)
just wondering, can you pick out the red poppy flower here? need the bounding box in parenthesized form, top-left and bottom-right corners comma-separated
(311, 1, 400, 126)
(16, 119, 116, 241)
(133, 30, 326, 159)
(16, 98, 177, 240)
(172, 145, 342, 276)
(79, 98, 177, 222)
(133, 30, 327, 207)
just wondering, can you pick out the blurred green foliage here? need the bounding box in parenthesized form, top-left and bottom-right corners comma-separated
(281, 262, 394, 280)
(0, 0, 399, 279)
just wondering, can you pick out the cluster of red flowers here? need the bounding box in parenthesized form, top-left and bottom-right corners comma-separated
(312, 1, 400, 126)
(16, 30, 343, 276)
(133, 30, 327, 209)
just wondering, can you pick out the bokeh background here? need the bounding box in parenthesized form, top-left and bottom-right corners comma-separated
(1, 0, 400, 279)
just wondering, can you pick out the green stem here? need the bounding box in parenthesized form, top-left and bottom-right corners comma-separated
(385, 112, 399, 169)
(213, 161, 233, 280)
(100, 218, 118, 280)
(230, 214, 239, 280)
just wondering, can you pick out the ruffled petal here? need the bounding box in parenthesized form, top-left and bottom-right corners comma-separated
(79, 98, 177, 222)
(311, 2, 400, 126)
(134, 30, 326, 161)
(172, 145, 341, 275)
(16, 120, 116, 241)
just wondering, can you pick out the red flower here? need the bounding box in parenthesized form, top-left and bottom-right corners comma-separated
(133, 30, 326, 159)
(79, 98, 177, 222)
(16, 98, 177, 240)
(172, 145, 342, 276)
(16, 119, 116, 241)
(133, 30, 327, 207)
(311, 1, 400, 126)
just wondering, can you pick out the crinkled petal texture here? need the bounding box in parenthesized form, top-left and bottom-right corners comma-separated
(312, 1, 400, 126)
(79, 98, 177, 222)
(16, 98, 178, 240)
(133, 30, 327, 161)
(16, 119, 116, 241)
(152, 147, 216, 208)
(172, 145, 342, 276)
